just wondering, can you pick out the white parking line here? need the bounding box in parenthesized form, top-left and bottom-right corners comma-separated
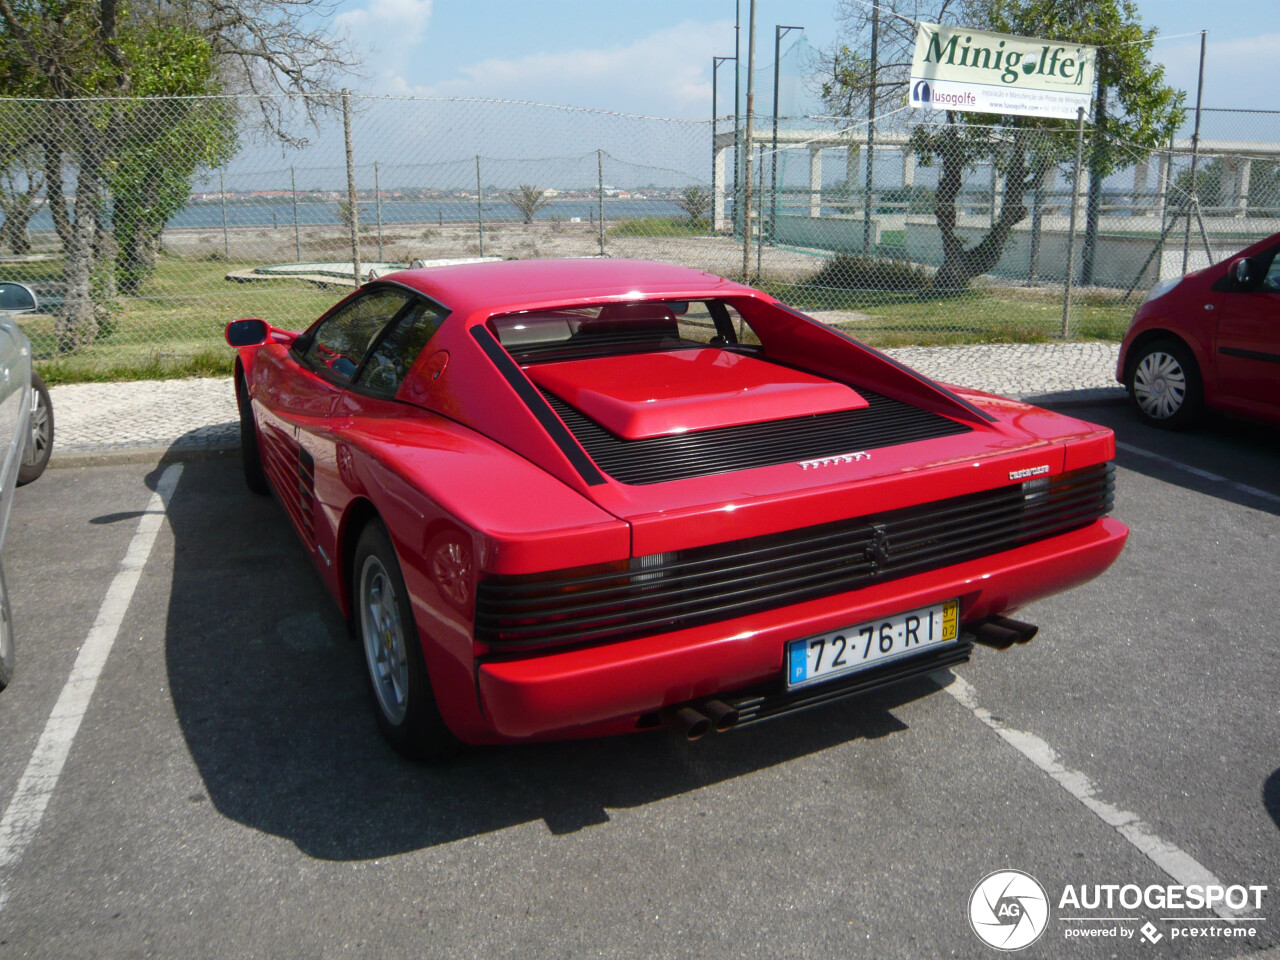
(935, 670, 1245, 920)
(0, 464, 182, 914)
(1117, 440, 1280, 506)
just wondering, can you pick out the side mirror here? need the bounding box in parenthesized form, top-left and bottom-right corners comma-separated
(226, 318, 269, 347)
(1232, 258, 1254, 287)
(0, 282, 38, 315)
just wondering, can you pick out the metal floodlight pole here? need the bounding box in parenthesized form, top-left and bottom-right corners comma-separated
(771, 25, 803, 245)
(713, 56, 736, 236)
(741, 0, 758, 279)
(290, 165, 301, 263)
(1182, 30, 1207, 275)
(342, 89, 361, 285)
(734, 0, 742, 237)
(863, 0, 879, 256)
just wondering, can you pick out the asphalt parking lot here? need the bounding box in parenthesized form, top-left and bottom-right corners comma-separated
(0, 399, 1276, 959)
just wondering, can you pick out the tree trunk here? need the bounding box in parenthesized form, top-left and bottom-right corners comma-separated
(54, 152, 102, 353)
(1081, 84, 1108, 286)
(929, 131, 1031, 293)
(0, 201, 37, 254)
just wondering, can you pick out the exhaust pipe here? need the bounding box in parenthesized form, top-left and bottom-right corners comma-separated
(972, 615, 1039, 650)
(660, 705, 711, 741)
(700, 699, 740, 733)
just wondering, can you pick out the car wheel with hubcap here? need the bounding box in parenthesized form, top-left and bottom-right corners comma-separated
(353, 520, 458, 761)
(17, 373, 53, 486)
(1128, 338, 1203, 430)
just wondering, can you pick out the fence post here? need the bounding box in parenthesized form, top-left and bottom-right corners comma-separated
(1061, 108, 1086, 339)
(1182, 31, 1207, 274)
(219, 169, 229, 259)
(597, 149, 605, 256)
(291, 165, 301, 263)
(475, 155, 484, 257)
(742, 0, 757, 280)
(1153, 137, 1173, 279)
(1027, 165, 1045, 284)
(756, 142, 765, 277)
(374, 160, 383, 262)
(342, 89, 361, 285)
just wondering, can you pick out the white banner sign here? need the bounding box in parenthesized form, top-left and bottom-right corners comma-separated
(909, 23, 1096, 120)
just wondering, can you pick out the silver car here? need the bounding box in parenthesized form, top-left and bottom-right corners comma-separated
(0, 281, 54, 690)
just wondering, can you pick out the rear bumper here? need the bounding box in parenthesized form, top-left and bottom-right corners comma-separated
(474, 517, 1127, 740)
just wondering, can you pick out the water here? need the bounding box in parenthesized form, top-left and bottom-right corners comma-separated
(25, 198, 693, 232)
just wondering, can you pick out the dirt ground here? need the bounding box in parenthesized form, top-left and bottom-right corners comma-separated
(161, 220, 831, 283)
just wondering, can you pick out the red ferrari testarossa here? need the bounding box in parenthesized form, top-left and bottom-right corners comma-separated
(226, 258, 1127, 759)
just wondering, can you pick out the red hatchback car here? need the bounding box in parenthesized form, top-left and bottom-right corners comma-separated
(228, 259, 1127, 759)
(1118, 231, 1280, 429)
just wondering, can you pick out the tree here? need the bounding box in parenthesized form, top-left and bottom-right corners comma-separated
(0, 0, 357, 350)
(109, 27, 238, 294)
(675, 186, 710, 223)
(818, 0, 1184, 292)
(511, 184, 550, 224)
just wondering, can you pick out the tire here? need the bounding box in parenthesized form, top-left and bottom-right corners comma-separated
(352, 520, 459, 761)
(17, 373, 53, 486)
(236, 371, 270, 495)
(0, 565, 13, 692)
(1127, 338, 1204, 430)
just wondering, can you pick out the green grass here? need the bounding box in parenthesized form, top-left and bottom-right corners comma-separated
(761, 280, 1133, 348)
(8, 250, 1134, 383)
(15, 257, 338, 384)
(607, 217, 710, 238)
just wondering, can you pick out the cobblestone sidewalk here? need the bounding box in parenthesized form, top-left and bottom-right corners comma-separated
(49, 341, 1125, 456)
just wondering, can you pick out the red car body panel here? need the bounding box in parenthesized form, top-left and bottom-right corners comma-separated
(232, 258, 1128, 744)
(524, 348, 869, 439)
(1117, 231, 1280, 425)
(477, 519, 1127, 740)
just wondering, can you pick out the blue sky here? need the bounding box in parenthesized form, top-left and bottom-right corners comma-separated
(332, 0, 1277, 120)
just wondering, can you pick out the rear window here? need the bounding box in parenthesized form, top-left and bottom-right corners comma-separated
(490, 299, 755, 363)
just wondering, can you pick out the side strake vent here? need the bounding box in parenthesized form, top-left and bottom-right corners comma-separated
(543, 389, 972, 485)
(475, 464, 1115, 654)
(296, 447, 316, 547)
(258, 425, 317, 549)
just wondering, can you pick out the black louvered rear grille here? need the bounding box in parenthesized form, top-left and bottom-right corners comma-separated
(475, 463, 1115, 653)
(508, 332, 691, 364)
(543, 390, 972, 485)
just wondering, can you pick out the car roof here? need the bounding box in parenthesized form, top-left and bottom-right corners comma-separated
(380, 258, 756, 319)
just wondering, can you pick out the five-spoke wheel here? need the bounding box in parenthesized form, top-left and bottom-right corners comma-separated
(351, 520, 458, 760)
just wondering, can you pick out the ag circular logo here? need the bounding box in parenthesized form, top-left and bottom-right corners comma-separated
(968, 870, 1050, 951)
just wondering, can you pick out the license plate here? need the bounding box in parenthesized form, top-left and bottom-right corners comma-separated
(786, 600, 959, 689)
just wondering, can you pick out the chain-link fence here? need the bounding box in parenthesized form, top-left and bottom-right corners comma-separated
(1, 93, 1278, 381)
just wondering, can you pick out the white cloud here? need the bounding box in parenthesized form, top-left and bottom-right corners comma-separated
(390, 19, 733, 119)
(336, 0, 434, 88)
